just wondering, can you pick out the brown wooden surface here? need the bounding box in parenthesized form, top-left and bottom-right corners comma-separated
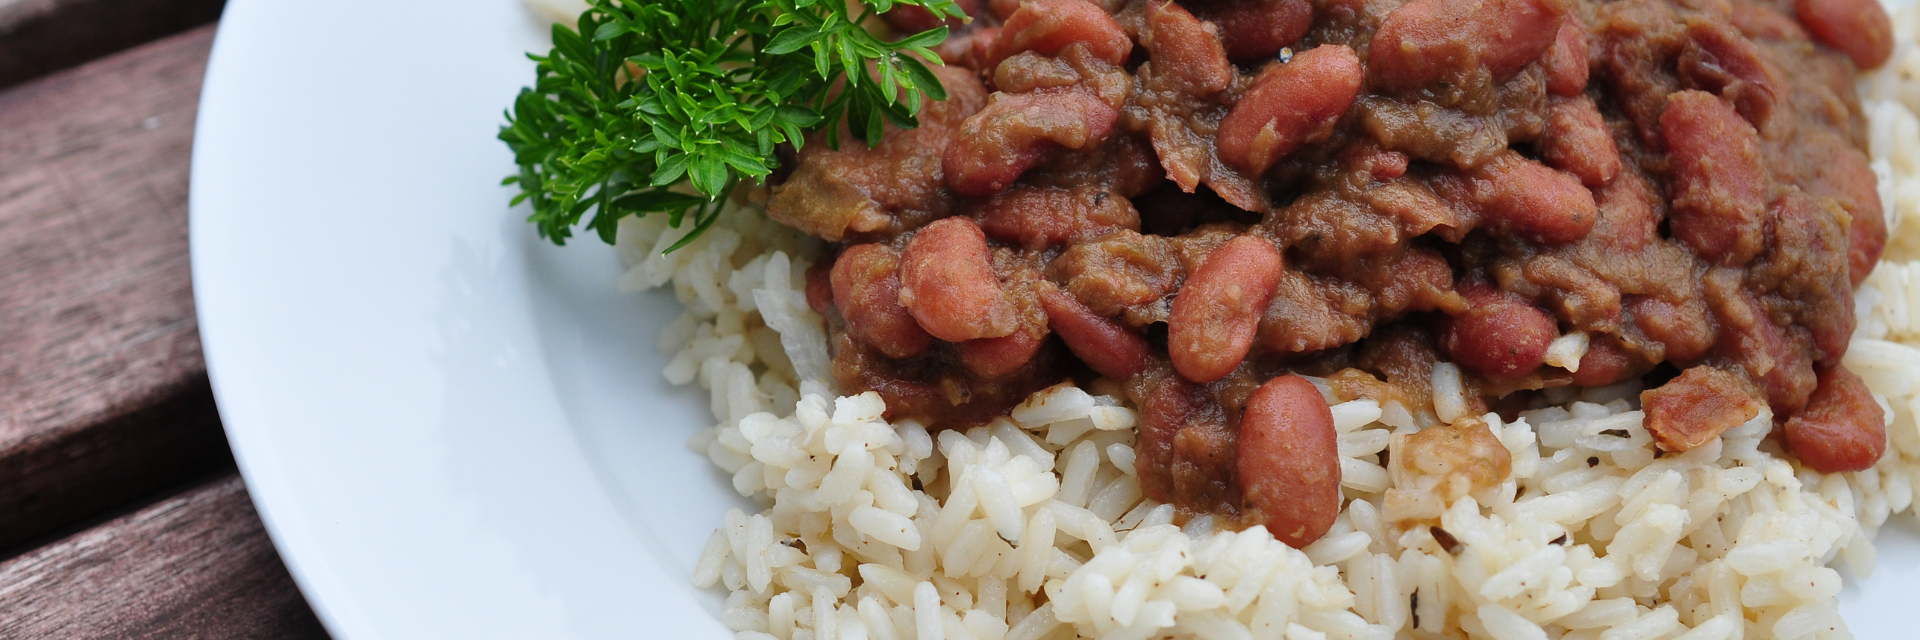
(0, 0, 225, 90)
(0, 474, 329, 639)
(0, 25, 232, 552)
(0, 9, 333, 638)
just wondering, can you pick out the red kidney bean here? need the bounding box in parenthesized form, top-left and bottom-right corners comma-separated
(977, 186, 1140, 250)
(1569, 334, 1634, 387)
(1541, 96, 1620, 188)
(957, 266, 1053, 378)
(1142, 0, 1235, 95)
(1038, 286, 1153, 379)
(898, 218, 1020, 342)
(1679, 22, 1780, 127)
(806, 258, 835, 316)
(1199, 0, 1311, 63)
(985, 0, 1133, 70)
(1797, 0, 1894, 69)
(1805, 144, 1888, 287)
(1429, 151, 1598, 244)
(944, 88, 1122, 196)
(1369, 0, 1567, 93)
(1543, 16, 1589, 97)
(832, 245, 936, 359)
(1216, 45, 1365, 176)
(1785, 365, 1888, 472)
(1168, 235, 1285, 383)
(1642, 366, 1762, 452)
(1852, 207, 1889, 290)
(1662, 90, 1769, 265)
(1237, 374, 1341, 549)
(956, 324, 1048, 377)
(1442, 284, 1557, 379)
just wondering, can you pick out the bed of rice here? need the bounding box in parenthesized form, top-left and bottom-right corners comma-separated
(596, 4, 1920, 638)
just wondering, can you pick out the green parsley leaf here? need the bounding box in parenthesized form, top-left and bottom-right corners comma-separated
(499, 0, 959, 247)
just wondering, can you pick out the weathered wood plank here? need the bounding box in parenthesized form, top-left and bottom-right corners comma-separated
(0, 26, 230, 550)
(0, 0, 225, 90)
(0, 474, 331, 639)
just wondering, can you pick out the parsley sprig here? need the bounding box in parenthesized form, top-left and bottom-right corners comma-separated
(500, 0, 961, 248)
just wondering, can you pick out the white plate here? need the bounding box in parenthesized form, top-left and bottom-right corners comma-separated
(189, 0, 1920, 638)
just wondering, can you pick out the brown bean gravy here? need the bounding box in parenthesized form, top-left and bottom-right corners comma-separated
(765, 0, 1896, 539)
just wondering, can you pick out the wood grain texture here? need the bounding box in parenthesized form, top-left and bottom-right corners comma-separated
(0, 474, 330, 639)
(0, 26, 232, 551)
(0, 0, 224, 90)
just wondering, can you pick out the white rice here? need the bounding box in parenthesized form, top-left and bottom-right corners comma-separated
(593, 2, 1920, 637)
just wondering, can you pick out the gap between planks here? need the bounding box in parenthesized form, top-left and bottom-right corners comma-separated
(0, 0, 226, 91)
(0, 474, 330, 639)
(0, 25, 231, 551)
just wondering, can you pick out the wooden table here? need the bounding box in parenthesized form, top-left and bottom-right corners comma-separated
(0, 1, 333, 637)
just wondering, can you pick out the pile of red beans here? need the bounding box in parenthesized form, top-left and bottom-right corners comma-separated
(768, 0, 1895, 545)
